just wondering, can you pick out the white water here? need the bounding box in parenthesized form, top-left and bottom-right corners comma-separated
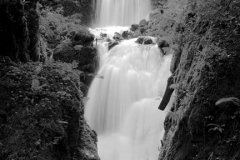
(86, 1, 172, 159)
(96, 0, 152, 27)
(85, 32, 173, 160)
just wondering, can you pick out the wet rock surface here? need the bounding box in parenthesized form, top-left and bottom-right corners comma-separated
(136, 36, 154, 45)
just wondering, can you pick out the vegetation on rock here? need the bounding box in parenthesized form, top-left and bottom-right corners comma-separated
(152, 0, 240, 159)
(0, 0, 99, 160)
(0, 57, 99, 160)
(1, 0, 240, 159)
(38, 2, 98, 94)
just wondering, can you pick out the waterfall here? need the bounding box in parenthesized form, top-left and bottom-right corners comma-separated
(96, 0, 152, 27)
(85, 33, 173, 160)
(86, 1, 172, 159)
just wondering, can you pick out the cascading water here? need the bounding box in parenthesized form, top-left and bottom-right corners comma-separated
(96, 0, 152, 27)
(86, 0, 173, 159)
(85, 36, 173, 160)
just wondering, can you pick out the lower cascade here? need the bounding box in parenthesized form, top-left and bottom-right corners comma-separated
(85, 28, 173, 160)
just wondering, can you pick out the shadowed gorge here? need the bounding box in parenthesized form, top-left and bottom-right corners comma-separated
(0, 0, 240, 160)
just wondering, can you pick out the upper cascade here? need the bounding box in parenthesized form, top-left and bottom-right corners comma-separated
(96, 0, 152, 27)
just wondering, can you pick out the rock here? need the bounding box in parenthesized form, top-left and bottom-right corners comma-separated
(73, 30, 94, 46)
(139, 27, 147, 34)
(139, 19, 148, 27)
(130, 24, 139, 31)
(39, 25, 47, 34)
(170, 44, 182, 73)
(148, 8, 163, 20)
(74, 45, 83, 51)
(113, 32, 123, 41)
(0, 0, 39, 62)
(105, 37, 111, 42)
(122, 30, 132, 39)
(77, 46, 98, 93)
(157, 39, 169, 48)
(100, 33, 107, 39)
(136, 36, 153, 45)
(109, 41, 119, 50)
(0, 110, 7, 123)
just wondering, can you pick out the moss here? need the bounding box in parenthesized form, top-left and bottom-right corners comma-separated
(0, 56, 100, 160)
(159, 0, 240, 160)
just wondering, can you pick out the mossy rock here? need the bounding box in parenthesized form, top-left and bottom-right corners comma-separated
(0, 56, 100, 160)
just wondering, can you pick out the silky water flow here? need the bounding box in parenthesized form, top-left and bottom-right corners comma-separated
(86, 0, 172, 159)
(96, 0, 152, 27)
(85, 34, 173, 160)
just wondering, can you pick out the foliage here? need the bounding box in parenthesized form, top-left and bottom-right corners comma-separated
(0, 57, 99, 160)
(159, 0, 240, 160)
(38, 2, 94, 63)
(208, 124, 225, 134)
(216, 97, 240, 106)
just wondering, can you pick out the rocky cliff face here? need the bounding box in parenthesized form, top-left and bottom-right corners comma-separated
(0, 1, 99, 159)
(0, 57, 100, 160)
(38, 1, 98, 94)
(157, 0, 240, 159)
(0, 0, 39, 62)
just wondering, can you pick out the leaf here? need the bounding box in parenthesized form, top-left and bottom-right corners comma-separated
(169, 83, 178, 89)
(63, 74, 71, 81)
(75, 70, 84, 75)
(57, 120, 68, 124)
(72, 60, 79, 69)
(57, 91, 71, 97)
(57, 69, 65, 76)
(31, 79, 40, 90)
(208, 124, 224, 133)
(215, 97, 240, 106)
(35, 64, 43, 75)
(31, 79, 48, 91)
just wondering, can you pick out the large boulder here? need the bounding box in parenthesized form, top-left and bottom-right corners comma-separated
(130, 24, 139, 31)
(139, 19, 148, 27)
(122, 30, 133, 39)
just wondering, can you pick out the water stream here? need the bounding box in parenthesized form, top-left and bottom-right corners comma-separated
(85, 0, 173, 159)
(96, 0, 152, 27)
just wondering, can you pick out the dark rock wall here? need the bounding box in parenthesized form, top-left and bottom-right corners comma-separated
(0, 1, 99, 159)
(0, 0, 39, 62)
(158, 0, 240, 159)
